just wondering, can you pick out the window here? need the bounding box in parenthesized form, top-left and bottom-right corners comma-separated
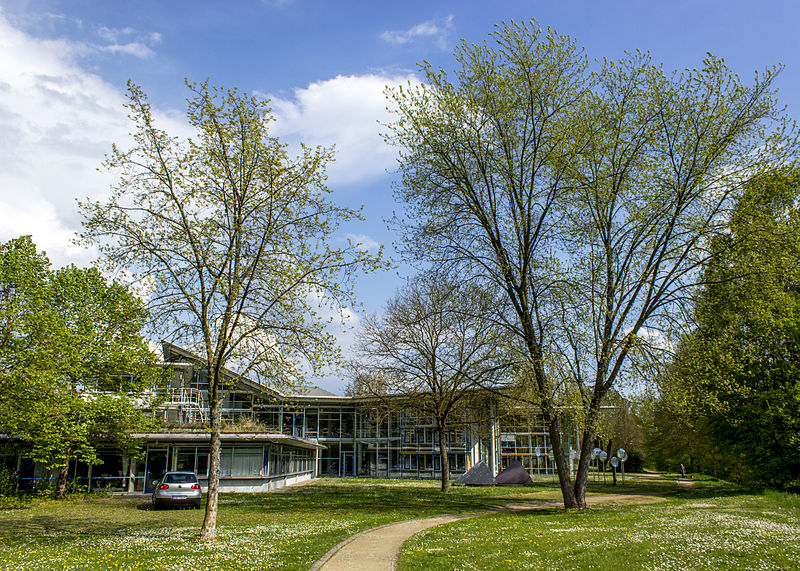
(175, 446, 209, 476)
(221, 447, 264, 477)
(164, 473, 198, 484)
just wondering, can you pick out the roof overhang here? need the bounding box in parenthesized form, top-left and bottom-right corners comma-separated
(130, 431, 325, 450)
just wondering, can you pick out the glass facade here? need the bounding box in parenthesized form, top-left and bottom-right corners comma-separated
(2, 343, 572, 492)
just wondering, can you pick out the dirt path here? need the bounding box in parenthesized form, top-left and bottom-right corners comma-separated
(310, 492, 667, 571)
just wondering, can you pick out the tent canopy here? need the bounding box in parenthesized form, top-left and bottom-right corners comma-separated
(454, 460, 496, 486)
(495, 460, 533, 485)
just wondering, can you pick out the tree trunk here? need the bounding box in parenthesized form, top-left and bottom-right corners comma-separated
(437, 418, 450, 493)
(201, 377, 221, 540)
(531, 353, 579, 509)
(545, 414, 578, 509)
(605, 440, 614, 470)
(573, 406, 604, 509)
(573, 429, 597, 509)
(54, 454, 70, 500)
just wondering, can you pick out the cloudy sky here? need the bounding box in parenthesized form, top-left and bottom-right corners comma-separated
(2, 0, 799, 392)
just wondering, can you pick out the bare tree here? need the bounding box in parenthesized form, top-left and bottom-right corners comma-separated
(80, 81, 383, 538)
(356, 272, 508, 492)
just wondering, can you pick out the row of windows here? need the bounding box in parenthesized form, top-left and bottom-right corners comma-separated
(173, 445, 314, 478)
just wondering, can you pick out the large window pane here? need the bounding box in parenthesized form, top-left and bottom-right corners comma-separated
(231, 447, 263, 476)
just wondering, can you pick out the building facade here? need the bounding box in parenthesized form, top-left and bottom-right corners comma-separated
(4, 342, 579, 493)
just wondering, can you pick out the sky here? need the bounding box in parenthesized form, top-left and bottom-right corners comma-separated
(1, 0, 799, 393)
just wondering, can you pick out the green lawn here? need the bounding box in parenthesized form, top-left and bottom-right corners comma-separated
(0, 476, 797, 570)
(0, 478, 557, 570)
(400, 480, 800, 570)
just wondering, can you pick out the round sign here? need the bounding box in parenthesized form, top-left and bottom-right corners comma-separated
(617, 448, 626, 459)
(591, 447, 601, 459)
(610, 457, 620, 468)
(620, 452, 629, 463)
(599, 451, 608, 462)
(534, 446, 541, 457)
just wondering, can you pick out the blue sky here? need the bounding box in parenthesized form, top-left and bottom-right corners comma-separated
(1, 0, 799, 392)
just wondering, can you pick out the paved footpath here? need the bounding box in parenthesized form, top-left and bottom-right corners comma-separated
(310, 492, 665, 571)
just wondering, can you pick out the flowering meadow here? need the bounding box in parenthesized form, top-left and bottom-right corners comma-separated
(1, 476, 797, 570)
(0, 478, 553, 570)
(400, 486, 800, 570)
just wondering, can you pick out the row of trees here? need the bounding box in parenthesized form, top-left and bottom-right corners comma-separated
(0, 236, 159, 498)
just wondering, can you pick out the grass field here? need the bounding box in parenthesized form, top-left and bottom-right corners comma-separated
(400, 478, 800, 570)
(0, 478, 556, 570)
(0, 475, 797, 570)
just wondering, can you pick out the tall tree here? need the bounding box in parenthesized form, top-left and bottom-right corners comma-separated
(659, 170, 800, 490)
(0, 236, 158, 498)
(80, 81, 383, 538)
(356, 273, 507, 492)
(386, 21, 797, 508)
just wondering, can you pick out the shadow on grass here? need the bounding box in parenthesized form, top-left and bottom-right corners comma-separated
(222, 482, 557, 517)
(0, 514, 127, 535)
(671, 485, 755, 501)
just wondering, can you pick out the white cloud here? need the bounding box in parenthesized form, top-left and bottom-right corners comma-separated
(381, 15, 455, 49)
(0, 12, 183, 268)
(269, 73, 418, 186)
(345, 233, 381, 253)
(98, 41, 155, 58)
(95, 25, 160, 58)
(0, 14, 129, 266)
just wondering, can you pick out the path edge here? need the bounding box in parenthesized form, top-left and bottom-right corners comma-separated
(309, 520, 402, 571)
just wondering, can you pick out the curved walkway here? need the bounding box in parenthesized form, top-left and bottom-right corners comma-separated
(310, 492, 666, 571)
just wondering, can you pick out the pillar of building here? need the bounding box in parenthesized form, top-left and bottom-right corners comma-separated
(489, 400, 498, 474)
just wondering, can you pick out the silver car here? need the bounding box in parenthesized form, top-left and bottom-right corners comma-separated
(151, 472, 203, 509)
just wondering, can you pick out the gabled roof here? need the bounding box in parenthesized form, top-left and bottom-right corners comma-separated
(161, 340, 286, 399)
(296, 386, 338, 397)
(161, 341, 350, 401)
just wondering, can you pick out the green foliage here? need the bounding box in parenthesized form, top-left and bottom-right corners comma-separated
(80, 80, 384, 389)
(79, 80, 386, 537)
(386, 19, 799, 507)
(0, 236, 160, 491)
(656, 170, 800, 491)
(0, 466, 14, 497)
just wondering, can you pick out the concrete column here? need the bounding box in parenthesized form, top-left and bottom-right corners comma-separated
(14, 453, 22, 492)
(125, 457, 135, 493)
(489, 400, 498, 474)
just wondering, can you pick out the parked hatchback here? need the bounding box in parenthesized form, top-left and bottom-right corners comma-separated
(151, 472, 203, 509)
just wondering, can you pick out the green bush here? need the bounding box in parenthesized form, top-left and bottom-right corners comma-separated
(0, 467, 15, 496)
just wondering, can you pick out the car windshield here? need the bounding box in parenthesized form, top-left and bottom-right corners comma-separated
(163, 473, 198, 484)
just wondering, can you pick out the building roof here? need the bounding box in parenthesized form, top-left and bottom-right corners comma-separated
(290, 386, 338, 397)
(130, 431, 326, 450)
